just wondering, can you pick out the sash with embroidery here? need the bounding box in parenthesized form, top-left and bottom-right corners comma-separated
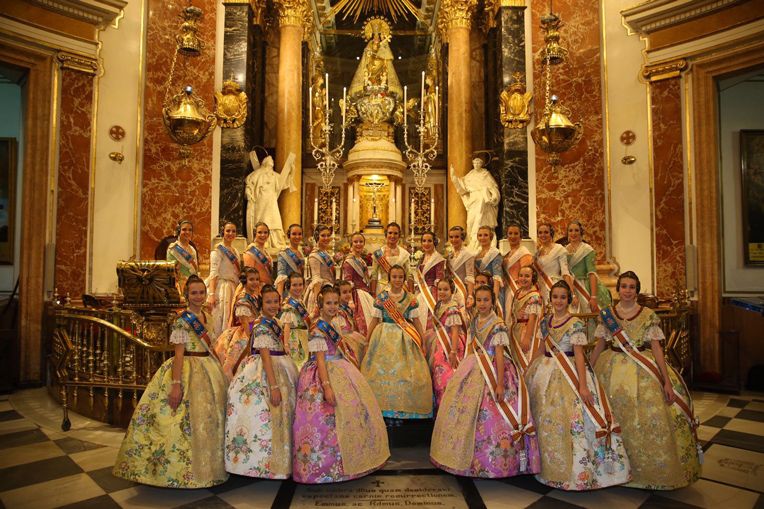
(217, 244, 240, 274)
(510, 290, 542, 372)
(316, 250, 334, 269)
(415, 267, 457, 360)
(172, 244, 197, 272)
(180, 311, 217, 361)
(287, 297, 311, 328)
(339, 304, 356, 328)
(253, 316, 283, 354)
(247, 245, 270, 267)
(541, 316, 620, 447)
(469, 316, 535, 466)
(281, 248, 304, 275)
(243, 292, 260, 310)
(374, 248, 393, 275)
(600, 306, 702, 460)
(316, 318, 359, 369)
(478, 248, 501, 273)
(345, 256, 370, 288)
(380, 292, 424, 354)
(533, 260, 555, 294)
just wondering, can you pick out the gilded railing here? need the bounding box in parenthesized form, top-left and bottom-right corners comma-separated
(49, 304, 177, 430)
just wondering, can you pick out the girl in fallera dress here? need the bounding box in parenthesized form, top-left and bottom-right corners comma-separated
(590, 272, 701, 489)
(229, 267, 261, 326)
(114, 276, 228, 488)
(335, 280, 367, 362)
(430, 285, 540, 478)
(414, 231, 446, 333)
(361, 264, 433, 421)
(565, 221, 612, 313)
(292, 286, 390, 483)
(207, 221, 241, 337)
(276, 224, 306, 297)
(525, 281, 631, 490)
(447, 225, 475, 310)
(244, 222, 274, 286)
(280, 272, 311, 370)
(474, 225, 504, 313)
(225, 285, 298, 479)
(305, 225, 337, 314)
(370, 222, 411, 296)
(509, 266, 543, 374)
(502, 223, 534, 319)
(167, 219, 199, 293)
(214, 297, 258, 381)
(341, 232, 375, 336)
(428, 278, 466, 407)
(533, 222, 573, 304)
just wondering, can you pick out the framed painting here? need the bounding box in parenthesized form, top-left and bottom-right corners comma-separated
(0, 138, 16, 265)
(740, 130, 764, 266)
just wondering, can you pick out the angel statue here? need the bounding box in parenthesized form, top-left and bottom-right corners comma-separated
(245, 150, 297, 250)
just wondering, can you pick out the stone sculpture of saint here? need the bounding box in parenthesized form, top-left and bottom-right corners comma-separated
(245, 150, 296, 251)
(449, 157, 501, 248)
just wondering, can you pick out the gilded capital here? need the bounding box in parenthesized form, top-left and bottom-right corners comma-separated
(439, 0, 477, 30)
(273, 0, 310, 28)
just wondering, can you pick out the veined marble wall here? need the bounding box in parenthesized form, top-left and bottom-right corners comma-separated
(531, 0, 607, 259)
(139, 0, 217, 262)
(55, 69, 93, 298)
(651, 78, 686, 297)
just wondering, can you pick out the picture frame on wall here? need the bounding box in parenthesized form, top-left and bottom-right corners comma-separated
(740, 130, 764, 266)
(0, 138, 17, 265)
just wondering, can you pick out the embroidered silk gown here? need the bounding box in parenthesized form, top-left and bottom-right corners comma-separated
(341, 255, 375, 336)
(430, 312, 541, 478)
(243, 243, 274, 286)
(208, 243, 241, 337)
(370, 247, 411, 296)
(509, 289, 543, 373)
(502, 245, 534, 318)
(280, 298, 311, 370)
(427, 300, 466, 407)
(525, 316, 631, 490)
(594, 307, 701, 489)
(214, 325, 250, 380)
(275, 247, 305, 291)
(166, 241, 199, 293)
(447, 247, 475, 309)
(567, 243, 612, 313)
(113, 313, 228, 488)
(360, 291, 433, 419)
(334, 305, 367, 363)
(224, 318, 298, 478)
(292, 321, 389, 483)
(305, 250, 336, 313)
(534, 243, 570, 303)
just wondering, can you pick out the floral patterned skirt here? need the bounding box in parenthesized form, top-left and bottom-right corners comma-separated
(426, 329, 466, 409)
(293, 358, 389, 483)
(224, 354, 298, 478)
(430, 354, 541, 478)
(526, 356, 631, 490)
(595, 350, 701, 489)
(360, 322, 433, 419)
(113, 356, 228, 488)
(287, 328, 310, 371)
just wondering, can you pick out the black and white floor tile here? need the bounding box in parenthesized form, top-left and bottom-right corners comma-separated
(0, 389, 762, 508)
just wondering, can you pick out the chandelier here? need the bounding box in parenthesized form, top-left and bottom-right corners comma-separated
(162, 3, 216, 158)
(530, 11, 582, 167)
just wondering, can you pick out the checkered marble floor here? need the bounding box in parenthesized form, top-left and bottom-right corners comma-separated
(0, 389, 762, 509)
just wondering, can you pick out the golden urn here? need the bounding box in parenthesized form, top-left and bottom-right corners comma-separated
(530, 95, 582, 166)
(162, 85, 216, 152)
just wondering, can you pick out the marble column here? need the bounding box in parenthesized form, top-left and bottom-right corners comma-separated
(486, 5, 529, 236)
(274, 0, 308, 232)
(219, 1, 266, 235)
(442, 0, 477, 229)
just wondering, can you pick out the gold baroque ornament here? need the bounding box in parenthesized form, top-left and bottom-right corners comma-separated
(273, 0, 310, 28)
(214, 78, 248, 128)
(439, 0, 477, 31)
(499, 72, 532, 129)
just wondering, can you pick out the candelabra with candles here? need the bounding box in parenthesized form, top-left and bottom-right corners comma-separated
(402, 71, 439, 253)
(309, 73, 347, 250)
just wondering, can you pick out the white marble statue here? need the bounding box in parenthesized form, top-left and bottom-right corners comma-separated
(449, 157, 501, 248)
(245, 150, 296, 250)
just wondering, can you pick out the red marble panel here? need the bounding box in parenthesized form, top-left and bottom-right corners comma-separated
(531, 0, 607, 260)
(140, 0, 217, 262)
(651, 78, 686, 297)
(55, 69, 93, 298)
